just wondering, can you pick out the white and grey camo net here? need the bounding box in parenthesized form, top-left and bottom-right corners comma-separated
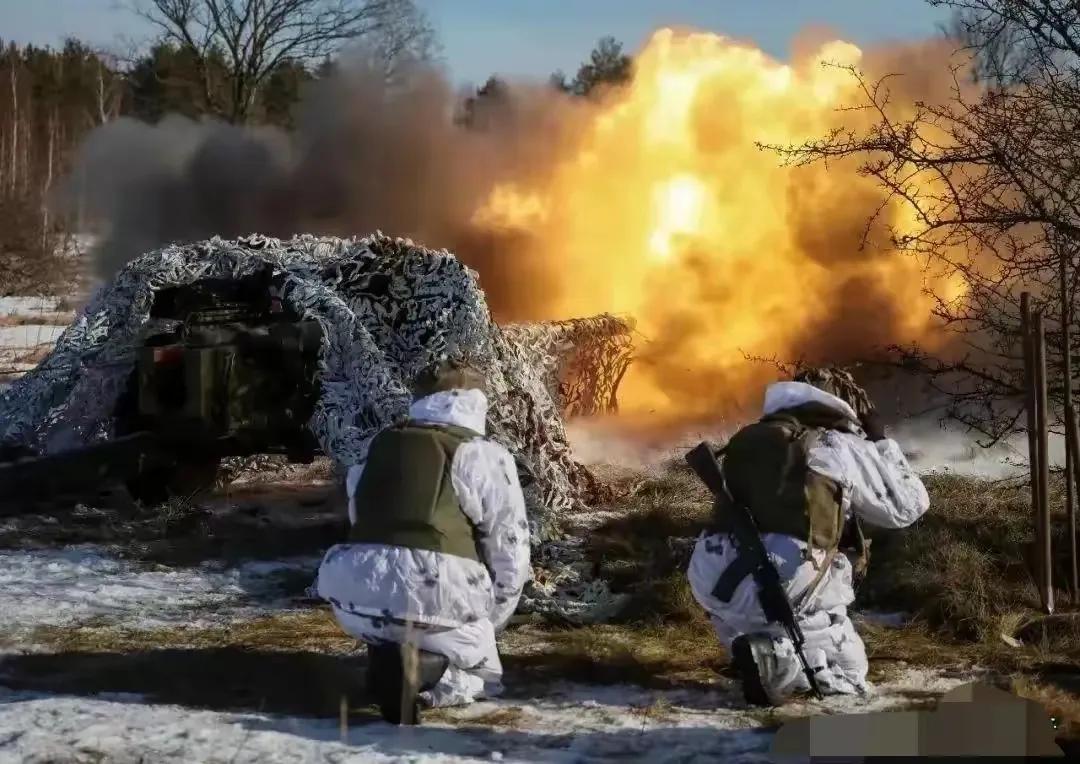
(0, 234, 635, 622)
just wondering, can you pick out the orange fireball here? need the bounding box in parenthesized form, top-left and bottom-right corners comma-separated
(473, 29, 965, 422)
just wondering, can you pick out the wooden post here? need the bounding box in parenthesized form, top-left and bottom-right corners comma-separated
(1062, 250, 1079, 599)
(1066, 405, 1080, 604)
(1035, 312, 1055, 614)
(1023, 293, 1042, 575)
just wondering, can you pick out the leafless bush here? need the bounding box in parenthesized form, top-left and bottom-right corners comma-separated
(770, 1, 1080, 444)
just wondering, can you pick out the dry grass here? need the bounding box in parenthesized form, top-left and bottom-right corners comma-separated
(587, 459, 710, 601)
(226, 456, 337, 487)
(0, 342, 51, 366)
(0, 312, 72, 327)
(510, 463, 723, 688)
(1013, 675, 1080, 741)
(535, 463, 1080, 723)
(31, 609, 356, 655)
(0, 482, 344, 566)
(454, 707, 527, 728)
(4, 610, 369, 717)
(509, 617, 725, 690)
(859, 473, 1080, 655)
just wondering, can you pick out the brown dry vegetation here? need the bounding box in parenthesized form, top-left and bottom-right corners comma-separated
(531, 464, 1080, 745)
(859, 473, 1061, 640)
(516, 460, 724, 689)
(532, 464, 1080, 756)
(0, 483, 345, 565)
(0, 313, 73, 327)
(7, 454, 1080, 742)
(578, 465, 1080, 668)
(7, 612, 374, 718)
(30, 609, 355, 655)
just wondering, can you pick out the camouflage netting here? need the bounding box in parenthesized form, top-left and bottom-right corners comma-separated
(0, 234, 635, 622)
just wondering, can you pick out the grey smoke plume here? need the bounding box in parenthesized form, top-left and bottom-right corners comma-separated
(62, 60, 589, 321)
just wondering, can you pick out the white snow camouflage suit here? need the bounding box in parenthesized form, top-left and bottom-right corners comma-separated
(316, 388, 531, 707)
(687, 381, 930, 701)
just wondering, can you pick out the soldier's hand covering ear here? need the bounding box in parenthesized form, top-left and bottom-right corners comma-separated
(860, 409, 887, 442)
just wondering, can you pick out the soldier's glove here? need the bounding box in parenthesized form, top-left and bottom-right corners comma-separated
(860, 409, 887, 442)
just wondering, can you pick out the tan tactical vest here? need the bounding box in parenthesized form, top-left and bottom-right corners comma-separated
(349, 420, 482, 562)
(715, 402, 851, 557)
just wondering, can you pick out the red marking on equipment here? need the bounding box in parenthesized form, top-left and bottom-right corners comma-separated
(153, 347, 184, 365)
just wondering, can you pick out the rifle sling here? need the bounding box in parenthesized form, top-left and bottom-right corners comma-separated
(794, 548, 839, 614)
(711, 549, 758, 603)
(711, 537, 841, 610)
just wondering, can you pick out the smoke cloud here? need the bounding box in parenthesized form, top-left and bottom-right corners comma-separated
(63, 59, 590, 320)
(62, 30, 971, 425)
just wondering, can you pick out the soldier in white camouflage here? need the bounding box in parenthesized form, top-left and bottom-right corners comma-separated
(687, 367, 930, 705)
(316, 360, 531, 725)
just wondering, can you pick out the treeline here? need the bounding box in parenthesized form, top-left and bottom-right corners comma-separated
(0, 27, 632, 297)
(0, 40, 120, 294)
(0, 39, 321, 295)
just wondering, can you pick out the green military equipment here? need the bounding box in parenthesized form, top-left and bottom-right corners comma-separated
(350, 421, 483, 562)
(714, 402, 853, 557)
(0, 265, 326, 508)
(0, 432, 169, 510)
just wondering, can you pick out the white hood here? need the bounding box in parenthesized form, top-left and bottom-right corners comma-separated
(408, 388, 489, 435)
(762, 381, 859, 424)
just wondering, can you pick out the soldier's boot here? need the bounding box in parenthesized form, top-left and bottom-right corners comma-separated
(731, 634, 779, 708)
(367, 642, 450, 725)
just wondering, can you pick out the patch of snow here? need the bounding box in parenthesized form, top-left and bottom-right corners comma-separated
(0, 325, 65, 349)
(0, 297, 63, 317)
(0, 686, 773, 763)
(0, 547, 318, 646)
(0, 666, 979, 764)
(0, 686, 766, 763)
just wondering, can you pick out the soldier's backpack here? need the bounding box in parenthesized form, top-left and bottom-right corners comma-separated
(711, 401, 870, 602)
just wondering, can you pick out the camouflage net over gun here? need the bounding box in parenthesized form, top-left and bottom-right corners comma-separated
(0, 233, 634, 622)
(504, 314, 635, 418)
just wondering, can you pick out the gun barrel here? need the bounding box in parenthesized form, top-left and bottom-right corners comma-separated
(0, 432, 166, 513)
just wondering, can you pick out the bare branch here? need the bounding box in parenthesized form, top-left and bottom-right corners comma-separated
(136, 0, 436, 121)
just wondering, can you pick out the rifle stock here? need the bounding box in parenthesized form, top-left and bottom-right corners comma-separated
(685, 440, 824, 701)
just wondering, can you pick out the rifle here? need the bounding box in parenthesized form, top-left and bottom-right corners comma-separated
(685, 442, 824, 700)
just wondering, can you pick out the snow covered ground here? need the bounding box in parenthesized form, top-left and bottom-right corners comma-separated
(0, 547, 319, 648)
(0, 684, 778, 764)
(0, 540, 976, 763)
(0, 669, 971, 764)
(0, 296, 75, 393)
(0, 296, 64, 317)
(0, 324, 66, 348)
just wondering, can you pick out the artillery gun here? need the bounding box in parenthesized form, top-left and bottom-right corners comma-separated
(0, 233, 636, 533)
(0, 264, 324, 507)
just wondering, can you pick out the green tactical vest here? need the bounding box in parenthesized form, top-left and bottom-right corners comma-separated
(715, 402, 853, 555)
(349, 420, 482, 562)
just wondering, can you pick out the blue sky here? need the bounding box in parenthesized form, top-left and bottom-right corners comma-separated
(3, 0, 951, 86)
